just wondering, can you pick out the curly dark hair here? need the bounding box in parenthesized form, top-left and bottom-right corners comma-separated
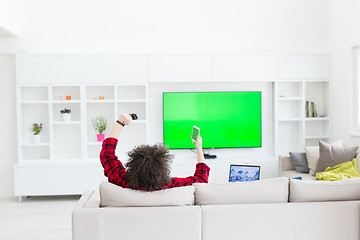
(125, 143, 173, 191)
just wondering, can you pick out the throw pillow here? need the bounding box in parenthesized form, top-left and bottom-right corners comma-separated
(315, 141, 358, 174)
(99, 181, 195, 207)
(289, 152, 309, 173)
(304, 140, 342, 176)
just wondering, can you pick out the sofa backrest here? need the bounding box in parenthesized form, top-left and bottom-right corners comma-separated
(194, 177, 289, 205)
(99, 181, 196, 207)
(289, 178, 360, 202)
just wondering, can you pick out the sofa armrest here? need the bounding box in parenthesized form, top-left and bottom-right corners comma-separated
(72, 190, 100, 240)
(279, 155, 295, 172)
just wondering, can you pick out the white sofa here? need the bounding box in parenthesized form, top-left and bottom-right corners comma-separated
(279, 155, 315, 180)
(72, 177, 360, 240)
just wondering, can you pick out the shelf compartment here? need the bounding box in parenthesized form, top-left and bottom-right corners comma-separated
(117, 85, 146, 100)
(22, 145, 50, 160)
(86, 85, 115, 100)
(53, 102, 81, 122)
(87, 102, 115, 142)
(277, 101, 303, 119)
(305, 120, 330, 140)
(52, 86, 81, 101)
(305, 82, 329, 117)
(277, 82, 302, 98)
(21, 104, 50, 144)
(117, 102, 146, 121)
(54, 125, 82, 159)
(20, 86, 48, 101)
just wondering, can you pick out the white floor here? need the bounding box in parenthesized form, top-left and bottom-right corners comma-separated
(0, 195, 80, 240)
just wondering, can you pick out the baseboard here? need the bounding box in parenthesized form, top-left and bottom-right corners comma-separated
(0, 189, 14, 199)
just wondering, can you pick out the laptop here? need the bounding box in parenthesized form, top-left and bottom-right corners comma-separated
(229, 164, 260, 182)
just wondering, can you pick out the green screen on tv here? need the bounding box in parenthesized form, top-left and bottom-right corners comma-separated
(163, 91, 262, 149)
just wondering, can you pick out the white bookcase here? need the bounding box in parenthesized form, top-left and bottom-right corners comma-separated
(15, 83, 148, 198)
(274, 55, 331, 155)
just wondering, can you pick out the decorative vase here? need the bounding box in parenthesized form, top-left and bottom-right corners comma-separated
(32, 134, 41, 144)
(97, 134, 105, 142)
(61, 113, 72, 122)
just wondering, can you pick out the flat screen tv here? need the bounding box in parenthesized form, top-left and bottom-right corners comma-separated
(163, 91, 262, 149)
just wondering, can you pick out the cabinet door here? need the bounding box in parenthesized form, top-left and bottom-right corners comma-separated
(83, 56, 148, 83)
(83, 165, 107, 190)
(148, 56, 212, 82)
(14, 166, 83, 196)
(278, 55, 330, 79)
(16, 56, 82, 83)
(213, 55, 277, 82)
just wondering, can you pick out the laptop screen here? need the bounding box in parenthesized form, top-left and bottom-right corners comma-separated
(229, 165, 260, 182)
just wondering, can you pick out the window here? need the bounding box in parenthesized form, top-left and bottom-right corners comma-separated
(352, 45, 360, 136)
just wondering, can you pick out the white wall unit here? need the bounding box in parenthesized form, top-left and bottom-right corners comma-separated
(16, 56, 82, 83)
(83, 56, 148, 83)
(15, 80, 148, 197)
(15, 54, 330, 197)
(148, 56, 212, 82)
(278, 55, 330, 79)
(213, 55, 277, 82)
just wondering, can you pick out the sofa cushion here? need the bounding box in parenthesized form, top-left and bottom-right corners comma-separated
(289, 178, 360, 202)
(194, 177, 289, 205)
(100, 181, 195, 207)
(315, 141, 358, 173)
(289, 152, 309, 173)
(304, 140, 343, 176)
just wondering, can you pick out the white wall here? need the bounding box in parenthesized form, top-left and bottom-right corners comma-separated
(329, 0, 360, 146)
(0, 0, 19, 35)
(0, 55, 17, 197)
(0, 0, 330, 54)
(0, 0, 332, 197)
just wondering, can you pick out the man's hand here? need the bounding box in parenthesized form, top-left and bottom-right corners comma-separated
(192, 134, 205, 164)
(118, 114, 132, 125)
(195, 134, 203, 152)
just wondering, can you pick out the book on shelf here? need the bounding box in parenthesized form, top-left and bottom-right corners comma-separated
(305, 101, 318, 118)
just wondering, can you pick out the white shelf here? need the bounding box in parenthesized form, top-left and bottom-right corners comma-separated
(88, 141, 103, 146)
(21, 143, 50, 147)
(278, 118, 303, 122)
(53, 121, 82, 125)
(86, 100, 116, 103)
(20, 101, 49, 104)
(52, 100, 81, 103)
(117, 99, 147, 103)
(277, 97, 302, 101)
(305, 117, 329, 121)
(305, 135, 330, 139)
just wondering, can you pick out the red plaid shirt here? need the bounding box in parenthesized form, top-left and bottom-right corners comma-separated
(100, 137, 210, 190)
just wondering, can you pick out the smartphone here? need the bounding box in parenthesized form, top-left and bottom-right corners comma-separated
(192, 125, 200, 142)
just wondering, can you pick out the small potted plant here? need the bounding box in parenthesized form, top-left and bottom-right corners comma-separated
(92, 116, 107, 141)
(32, 123, 43, 143)
(60, 108, 72, 122)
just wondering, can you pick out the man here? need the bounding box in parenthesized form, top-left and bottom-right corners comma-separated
(100, 113, 210, 191)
